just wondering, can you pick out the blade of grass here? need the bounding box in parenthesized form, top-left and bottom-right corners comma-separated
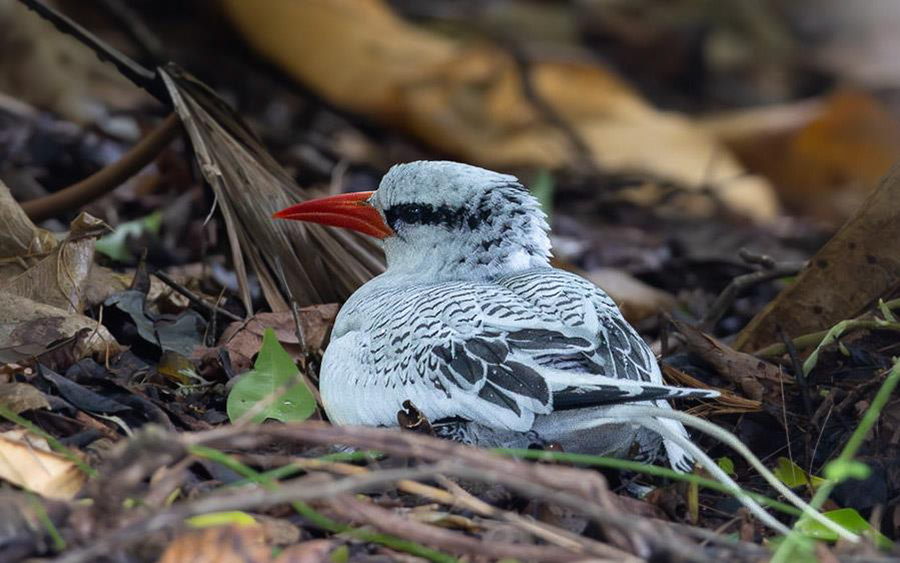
(772, 358, 900, 562)
(26, 491, 66, 550)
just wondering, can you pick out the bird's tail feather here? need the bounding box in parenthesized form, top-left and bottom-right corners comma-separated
(542, 367, 718, 410)
(570, 404, 860, 542)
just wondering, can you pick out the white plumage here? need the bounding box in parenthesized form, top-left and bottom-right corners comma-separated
(275, 161, 867, 539)
(300, 161, 716, 471)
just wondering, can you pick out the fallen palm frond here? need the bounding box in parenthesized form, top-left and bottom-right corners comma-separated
(17, 0, 386, 315)
(159, 65, 384, 313)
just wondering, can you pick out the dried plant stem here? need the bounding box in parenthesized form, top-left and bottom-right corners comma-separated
(284, 457, 630, 560)
(771, 359, 900, 563)
(20, 114, 181, 222)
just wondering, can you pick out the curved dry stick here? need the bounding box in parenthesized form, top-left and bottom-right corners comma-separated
(21, 113, 181, 222)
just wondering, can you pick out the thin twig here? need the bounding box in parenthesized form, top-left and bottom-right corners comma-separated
(53, 463, 460, 563)
(151, 270, 242, 322)
(328, 494, 596, 562)
(21, 114, 182, 222)
(186, 423, 710, 562)
(277, 457, 628, 560)
(778, 324, 814, 420)
(700, 259, 806, 331)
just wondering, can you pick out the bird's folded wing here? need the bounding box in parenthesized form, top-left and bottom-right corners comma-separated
(341, 273, 714, 433)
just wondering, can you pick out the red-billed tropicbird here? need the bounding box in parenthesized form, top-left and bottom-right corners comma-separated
(274, 161, 718, 471)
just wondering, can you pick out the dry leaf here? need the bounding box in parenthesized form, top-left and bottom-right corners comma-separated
(672, 319, 792, 401)
(717, 91, 900, 221)
(0, 433, 85, 499)
(735, 160, 900, 352)
(0, 291, 120, 363)
(83, 265, 133, 309)
(0, 178, 55, 263)
(587, 268, 676, 324)
(273, 540, 336, 563)
(156, 525, 268, 563)
(218, 306, 339, 370)
(253, 514, 301, 547)
(0, 382, 50, 414)
(661, 364, 761, 415)
(1, 213, 105, 313)
(220, 0, 779, 222)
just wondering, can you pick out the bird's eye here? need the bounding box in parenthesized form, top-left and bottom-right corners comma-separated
(402, 204, 424, 222)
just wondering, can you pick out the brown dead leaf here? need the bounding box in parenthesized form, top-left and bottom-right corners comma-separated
(220, 0, 778, 222)
(83, 266, 132, 309)
(0, 382, 50, 414)
(672, 319, 792, 401)
(1, 213, 105, 314)
(735, 160, 900, 352)
(0, 291, 121, 363)
(0, 178, 55, 264)
(718, 91, 900, 221)
(253, 514, 300, 547)
(587, 268, 676, 324)
(156, 525, 268, 563)
(0, 433, 85, 499)
(218, 306, 339, 370)
(661, 364, 761, 414)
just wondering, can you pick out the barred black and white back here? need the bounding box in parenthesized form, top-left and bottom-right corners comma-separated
(319, 161, 715, 472)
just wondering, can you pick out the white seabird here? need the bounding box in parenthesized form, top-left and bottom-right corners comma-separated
(275, 160, 717, 471)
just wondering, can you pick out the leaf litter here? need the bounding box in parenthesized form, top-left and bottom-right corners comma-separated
(0, 1, 898, 562)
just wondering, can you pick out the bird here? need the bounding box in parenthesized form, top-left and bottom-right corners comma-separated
(274, 161, 717, 471)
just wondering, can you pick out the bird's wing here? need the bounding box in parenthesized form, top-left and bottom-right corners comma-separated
(332, 271, 712, 433)
(498, 268, 660, 383)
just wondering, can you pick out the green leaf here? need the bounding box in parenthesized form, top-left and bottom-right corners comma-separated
(95, 211, 163, 262)
(716, 456, 735, 476)
(823, 459, 871, 482)
(773, 457, 826, 489)
(226, 328, 316, 423)
(766, 535, 817, 563)
(795, 508, 892, 549)
(186, 511, 257, 528)
(330, 545, 350, 563)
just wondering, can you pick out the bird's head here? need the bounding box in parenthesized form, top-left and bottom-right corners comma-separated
(274, 161, 551, 278)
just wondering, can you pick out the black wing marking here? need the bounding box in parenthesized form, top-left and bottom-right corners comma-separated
(554, 385, 718, 410)
(433, 334, 551, 411)
(506, 329, 592, 351)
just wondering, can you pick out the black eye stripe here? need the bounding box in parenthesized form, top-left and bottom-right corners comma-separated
(384, 182, 527, 231)
(385, 203, 468, 230)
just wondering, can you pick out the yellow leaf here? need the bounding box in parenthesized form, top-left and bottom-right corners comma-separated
(0, 434, 85, 499)
(220, 0, 778, 222)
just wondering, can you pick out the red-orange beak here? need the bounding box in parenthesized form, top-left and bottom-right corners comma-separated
(272, 191, 392, 239)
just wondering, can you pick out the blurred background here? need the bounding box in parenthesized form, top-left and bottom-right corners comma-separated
(2, 0, 900, 336)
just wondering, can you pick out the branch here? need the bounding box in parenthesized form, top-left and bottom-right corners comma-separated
(20, 114, 181, 222)
(700, 252, 805, 331)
